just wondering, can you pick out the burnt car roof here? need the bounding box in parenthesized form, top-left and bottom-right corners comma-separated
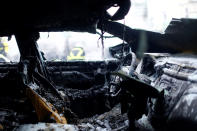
(0, 0, 131, 36)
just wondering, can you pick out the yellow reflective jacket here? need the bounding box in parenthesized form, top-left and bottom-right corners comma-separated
(67, 47, 85, 60)
(0, 42, 8, 54)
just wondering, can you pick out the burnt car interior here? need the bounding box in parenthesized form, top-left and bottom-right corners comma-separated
(1, 0, 197, 130)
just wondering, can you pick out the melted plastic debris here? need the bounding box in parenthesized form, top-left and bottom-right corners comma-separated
(15, 105, 129, 131)
(14, 123, 112, 131)
(78, 105, 129, 131)
(14, 105, 153, 131)
(14, 123, 78, 131)
(135, 115, 154, 131)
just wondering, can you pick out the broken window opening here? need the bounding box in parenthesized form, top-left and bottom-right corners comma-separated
(37, 32, 123, 61)
(0, 36, 20, 63)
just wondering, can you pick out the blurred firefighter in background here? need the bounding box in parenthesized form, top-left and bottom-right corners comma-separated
(67, 46, 85, 61)
(0, 37, 9, 62)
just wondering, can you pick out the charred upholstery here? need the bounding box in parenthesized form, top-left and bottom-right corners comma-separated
(137, 54, 197, 130)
